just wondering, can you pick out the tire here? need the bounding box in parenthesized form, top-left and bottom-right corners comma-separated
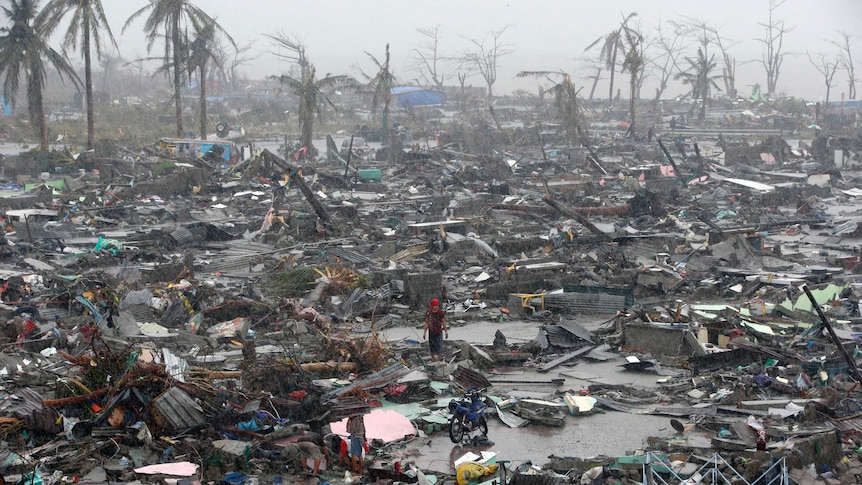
(216, 122, 230, 138)
(449, 416, 465, 443)
(477, 416, 488, 436)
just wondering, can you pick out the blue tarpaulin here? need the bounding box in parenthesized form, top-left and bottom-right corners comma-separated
(391, 86, 444, 109)
(1, 96, 11, 116)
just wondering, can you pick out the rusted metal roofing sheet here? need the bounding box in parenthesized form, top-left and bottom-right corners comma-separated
(153, 387, 205, 430)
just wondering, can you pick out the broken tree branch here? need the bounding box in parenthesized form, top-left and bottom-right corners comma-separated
(260, 149, 330, 222)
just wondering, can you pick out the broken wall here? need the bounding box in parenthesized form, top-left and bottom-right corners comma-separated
(373, 268, 443, 309)
(623, 323, 703, 357)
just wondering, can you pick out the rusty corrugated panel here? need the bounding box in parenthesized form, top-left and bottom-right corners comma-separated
(153, 387, 205, 430)
(327, 396, 372, 421)
(322, 363, 410, 402)
(451, 367, 491, 391)
(832, 416, 862, 435)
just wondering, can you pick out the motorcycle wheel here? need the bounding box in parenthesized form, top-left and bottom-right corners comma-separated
(478, 416, 488, 436)
(449, 416, 465, 443)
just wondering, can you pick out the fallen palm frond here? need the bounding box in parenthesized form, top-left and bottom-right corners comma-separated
(388, 244, 428, 263)
(313, 266, 361, 289)
(0, 417, 24, 439)
(261, 267, 318, 297)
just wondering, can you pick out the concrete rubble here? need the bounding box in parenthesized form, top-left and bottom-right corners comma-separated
(1, 102, 862, 485)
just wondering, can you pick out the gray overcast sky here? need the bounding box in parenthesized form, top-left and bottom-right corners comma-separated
(103, 0, 862, 100)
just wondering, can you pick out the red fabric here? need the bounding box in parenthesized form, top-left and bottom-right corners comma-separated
(430, 298, 439, 307)
(425, 309, 445, 334)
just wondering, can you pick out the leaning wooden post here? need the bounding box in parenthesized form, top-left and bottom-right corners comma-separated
(801, 284, 862, 384)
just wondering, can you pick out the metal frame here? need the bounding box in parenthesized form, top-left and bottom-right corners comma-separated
(642, 452, 788, 485)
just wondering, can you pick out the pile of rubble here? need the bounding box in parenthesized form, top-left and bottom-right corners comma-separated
(0, 125, 862, 485)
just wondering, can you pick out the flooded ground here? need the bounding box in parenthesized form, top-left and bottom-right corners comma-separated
(410, 411, 672, 475)
(380, 318, 677, 473)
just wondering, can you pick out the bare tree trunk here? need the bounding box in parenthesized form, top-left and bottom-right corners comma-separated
(458, 72, 467, 113)
(84, 24, 95, 150)
(40, 115, 48, 151)
(172, 19, 184, 138)
(608, 47, 617, 103)
(629, 71, 637, 135)
(29, 67, 48, 151)
(199, 62, 207, 139)
(260, 150, 329, 222)
(589, 70, 601, 101)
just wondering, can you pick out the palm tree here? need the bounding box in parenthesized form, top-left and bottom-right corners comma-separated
(362, 44, 396, 162)
(517, 70, 585, 147)
(275, 67, 353, 159)
(268, 33, 353, 158)
(124, 0, 230, 138)
(620, 22, 644, 136)
(0, 0, 80, 150)
(675, 47, 723, 121)
(41, 0, 116, 150)
(187, 17, 222, 139)
(585, 12, 637, 104)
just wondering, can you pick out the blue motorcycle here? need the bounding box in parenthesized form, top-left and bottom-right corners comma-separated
(448, 388, 489, 443)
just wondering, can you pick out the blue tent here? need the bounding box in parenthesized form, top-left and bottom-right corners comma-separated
(391, 86, 444, 109)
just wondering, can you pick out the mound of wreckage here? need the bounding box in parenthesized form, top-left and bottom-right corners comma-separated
(1, 128, 862, 485)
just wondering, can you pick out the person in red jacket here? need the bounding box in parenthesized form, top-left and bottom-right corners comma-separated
(423, 298, 448, 362)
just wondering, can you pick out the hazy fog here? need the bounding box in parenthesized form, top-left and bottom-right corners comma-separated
(99, 0, 862, 100)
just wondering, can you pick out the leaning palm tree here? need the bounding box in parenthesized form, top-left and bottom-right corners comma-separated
(362, 44, 396, 162)
(124, 0, 231, 138)
(0, 0, 80, 150)
(517, 70, 585, 147)
(585, 12, 637, 104)
(675, 47, 723, 121)
(40, 0, 116, 150)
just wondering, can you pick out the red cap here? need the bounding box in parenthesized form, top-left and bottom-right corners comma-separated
(430, 298, 439, 307)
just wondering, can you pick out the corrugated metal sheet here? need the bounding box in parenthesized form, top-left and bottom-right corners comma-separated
(170, 227, 205, 246)
(196, 240, 285, 276)
(832, 416, 862, 436)
(451, 367, 492, 391)
(0, 387, 44, 417)
(322, 363, 410, 402)
(153, 387, 205, 430)
(557, 319, 594, 343)
(325, 247, 374, 266)
(162, 348, 188, 383)
(328, 396, 372, 421)
(544, 325, 582, 348)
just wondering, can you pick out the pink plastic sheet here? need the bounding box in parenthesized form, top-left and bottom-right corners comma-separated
(330, 408, 416, 443)
(134, 462, 199, 476)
